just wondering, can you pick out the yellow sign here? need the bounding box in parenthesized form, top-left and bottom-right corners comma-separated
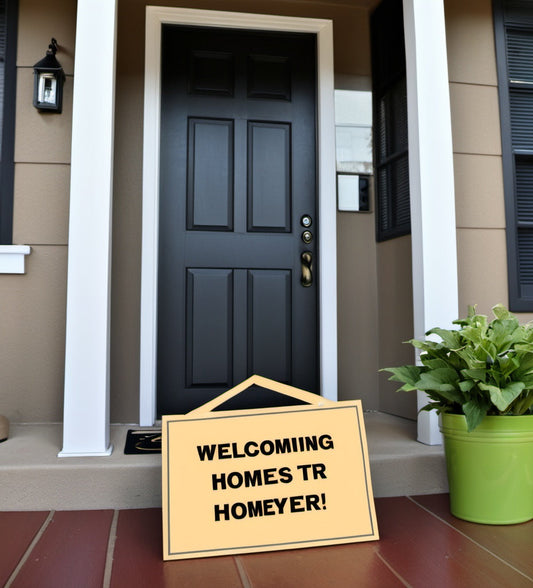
(162, 375, 379, 560)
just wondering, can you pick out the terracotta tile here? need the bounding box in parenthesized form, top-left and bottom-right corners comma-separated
(159, 557, 244, 588)
(109, 509, 164, 586)
(11, 510, 113, 588)
(239, 543, 405, 587)
(412, 493, 533, 580)
(110, 508, 243, 587)
(3, 498, 531, 587)
(0, 511, 49, 586)
(375, 497, 532, 588)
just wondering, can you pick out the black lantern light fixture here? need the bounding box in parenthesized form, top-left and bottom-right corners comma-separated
(33, 38, 65, 113)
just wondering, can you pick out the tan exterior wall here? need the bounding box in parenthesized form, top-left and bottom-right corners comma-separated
(0, 0, 75, 423)
(376, 236, 415, 419)
(445, 0, 516, 319)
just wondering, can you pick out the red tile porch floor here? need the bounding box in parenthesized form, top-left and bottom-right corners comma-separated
(1, 494, 531, 588)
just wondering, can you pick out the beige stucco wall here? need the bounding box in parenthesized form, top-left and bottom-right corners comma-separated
(0, 0, 75, 423)
(446, 0, 533, 324)
(445, 0, 516, 319)
(376, 236, 415, 418)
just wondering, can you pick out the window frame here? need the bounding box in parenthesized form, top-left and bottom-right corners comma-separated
(0, 0, 18, 244)
(371, 0, 410, 242)
(494, 0, 533, 311)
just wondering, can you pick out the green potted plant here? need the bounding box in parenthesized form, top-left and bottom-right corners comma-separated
(382, 304, 533, 524)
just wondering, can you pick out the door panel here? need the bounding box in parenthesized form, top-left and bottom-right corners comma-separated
(248, 269, 292, 382)
(186, 268, 233, 387)
(247, 54, 291, 100)
(187, 119, 234, 230)
(248, 122, 291, 231)
(158, 25, 317, 415)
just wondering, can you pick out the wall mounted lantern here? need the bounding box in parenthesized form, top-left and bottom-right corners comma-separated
(33, 38, 65, 113)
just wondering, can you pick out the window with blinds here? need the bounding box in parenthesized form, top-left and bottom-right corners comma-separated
(371, 0, 410, 242)
(495, 0, 533, 310)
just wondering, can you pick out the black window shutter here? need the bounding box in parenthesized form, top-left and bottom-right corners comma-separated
(495, 0, 533, 309)
(371, 0, 410, 242)
(0, 0, 17, 244)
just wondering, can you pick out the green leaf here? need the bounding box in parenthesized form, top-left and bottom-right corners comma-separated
(462, 399, 489, 432)
(426, 328, 462, 349)
(489, 319, 519, 352)
(512, 353, 533, 378)
(518, 375, 533, 389)
(454, 347, 484, 370)
(380, 365, 422, 388)
(424, 388, 464, 405)
(478, 342, 497, 363)
(511, 390, 533, 415)
(408, 338, 442, 353)
(454, 305, 487, 328)
(420, 358, 452, 370)
(478, 381, 525, 412)
(458, 380, 475, 392)
(492, 303, 512, 321)
(416, 367, 459, 392)
(446, 352, 470, 370)
(460, 325, 486, 347)
(492, 355, 519, 379)
(415, 369, 464, 406)
(460, 367, 487, 381)
(419, 402, 449, 414)
(514, 343, 533, 354)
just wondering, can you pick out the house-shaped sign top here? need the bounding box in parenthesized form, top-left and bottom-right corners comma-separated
(162, 375, 379, 560)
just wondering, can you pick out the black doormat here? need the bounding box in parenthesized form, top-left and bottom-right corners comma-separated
(124, 429, 162, 454)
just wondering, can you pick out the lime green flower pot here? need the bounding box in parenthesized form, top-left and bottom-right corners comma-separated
(440, 413, 533, 525)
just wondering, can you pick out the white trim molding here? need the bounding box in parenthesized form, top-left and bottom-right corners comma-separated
(0, 245, 30, 273)
(59, 0, 118, 457)
(140, 7, 338, 425)
(403, 0, 458, 445)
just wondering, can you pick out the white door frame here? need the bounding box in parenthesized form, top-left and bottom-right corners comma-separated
(139, 7, 338, 425)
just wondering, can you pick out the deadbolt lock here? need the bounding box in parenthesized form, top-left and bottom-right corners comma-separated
(302, 230, 313, 244)
(301, 215, 312, 228)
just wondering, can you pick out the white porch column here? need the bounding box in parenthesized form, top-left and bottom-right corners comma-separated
(59, 0, 118, 456)
(403, 0, 459, 444)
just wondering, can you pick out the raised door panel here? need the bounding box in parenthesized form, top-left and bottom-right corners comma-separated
(189, 50, 235, 96)
(248, 122, 291, 232)
(248, 269, 292, 382)
(187, 118, 234, 230)
(186, 268, 233, 387)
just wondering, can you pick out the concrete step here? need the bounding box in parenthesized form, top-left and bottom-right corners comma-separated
(0, 413, 447, 510)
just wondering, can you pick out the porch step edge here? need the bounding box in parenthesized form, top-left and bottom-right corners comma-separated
(0, 416, 448, 510)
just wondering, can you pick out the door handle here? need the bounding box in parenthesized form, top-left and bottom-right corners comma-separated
(301, 251, 313, 287)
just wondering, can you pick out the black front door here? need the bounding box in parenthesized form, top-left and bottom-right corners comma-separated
(158, 25, 318, 415)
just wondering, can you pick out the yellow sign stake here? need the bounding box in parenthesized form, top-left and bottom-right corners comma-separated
(162, 375, 379, 560)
